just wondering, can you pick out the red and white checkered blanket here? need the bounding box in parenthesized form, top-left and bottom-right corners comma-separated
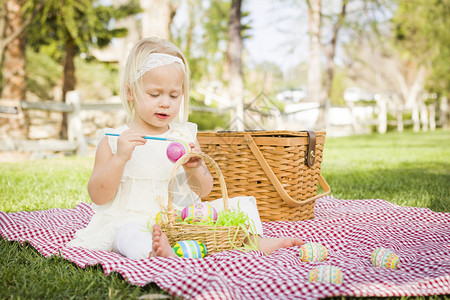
(1, 196, 449, 299)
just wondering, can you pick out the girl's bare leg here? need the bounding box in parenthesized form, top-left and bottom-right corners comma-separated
(245, 235, 304, 255)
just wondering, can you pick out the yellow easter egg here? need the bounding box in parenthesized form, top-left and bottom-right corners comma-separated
(172, 240, 207, 258)
(371, 248, 400, 269)
(299, 242, 328, 262)
(308, 265, 343, 284)
(155, 209, 182, 225)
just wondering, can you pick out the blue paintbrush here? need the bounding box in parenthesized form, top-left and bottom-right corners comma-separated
(105, 133, 181, 142)
(105, 133, 191, 162)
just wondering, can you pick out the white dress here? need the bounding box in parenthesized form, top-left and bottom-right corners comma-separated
(67, 122, 200, 252)
(68, 122, 264, 259)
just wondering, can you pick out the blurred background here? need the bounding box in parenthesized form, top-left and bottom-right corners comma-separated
(0, 0, 448, 156)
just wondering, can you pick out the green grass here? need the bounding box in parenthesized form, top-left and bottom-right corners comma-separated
(0, 156, 92, 213)
(0, 240, 164, 299)
(321, 130, 449, 212)
(1, 130, 449, 299)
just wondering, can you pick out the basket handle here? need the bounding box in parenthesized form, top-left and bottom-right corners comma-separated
(243, 133, 331, 207)
(167, 151, 229, 222)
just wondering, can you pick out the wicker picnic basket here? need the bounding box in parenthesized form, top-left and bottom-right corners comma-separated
(161, 151, 248, 255)
(197, 130, 331, 222)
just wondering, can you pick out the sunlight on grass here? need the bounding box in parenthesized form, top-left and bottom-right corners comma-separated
(0, 156, 93, 212)
(322, 130, 450, 212)
(1, 130, 449, 213)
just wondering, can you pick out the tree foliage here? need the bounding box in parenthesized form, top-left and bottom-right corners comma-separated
(393, 0, 450, 97)
(25, 0, 140, 138)
(26, 0, 140, 62)
(172, 0, 252, 86)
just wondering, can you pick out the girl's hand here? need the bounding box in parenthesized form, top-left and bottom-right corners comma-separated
(181, 139, 213, 197)
(183, 141, 203, 168)
(115, 129, 147, 162)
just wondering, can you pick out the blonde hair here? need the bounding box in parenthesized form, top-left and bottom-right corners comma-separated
(120, 37, 190, 123)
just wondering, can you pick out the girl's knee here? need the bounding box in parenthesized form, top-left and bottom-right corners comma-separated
(112, 223, 153, 259)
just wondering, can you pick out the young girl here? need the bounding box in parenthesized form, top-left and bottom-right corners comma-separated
(68, 37, 303, 259)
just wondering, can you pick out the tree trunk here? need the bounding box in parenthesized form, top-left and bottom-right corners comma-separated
(406, 66, 426, 132)
(420, 101, 428, 131)
(391, 60, 427, 132)
(1, 0, 27, 139)
(320, 0, 347, 130)
(60, 36, 76, 139)
(185, 0, 198, 58)
(396, 104, 404, 132)
(0, 0, 9, 70)
(439, 96, 448, 129)
(227, 0, 244, 130)
(140, 0, 179, 39)
(112, 0, 140, 79)
(307, 0, 324, 129)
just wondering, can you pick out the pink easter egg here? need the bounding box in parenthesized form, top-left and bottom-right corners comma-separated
(167, 142, 188, 162)
(181, 203, 218, 223)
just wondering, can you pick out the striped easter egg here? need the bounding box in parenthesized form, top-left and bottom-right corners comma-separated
(166, 141, 191, 163)
(172, 240, 207, 258)
(308, 265, 343, 284)
(181, 203, 218, 224)
(155, 209, 182, 225)
(299, 242, 328, 262)
(371, 248, 400, 269)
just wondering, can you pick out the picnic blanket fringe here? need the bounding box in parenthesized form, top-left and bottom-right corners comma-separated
(1, 196, 449, 300)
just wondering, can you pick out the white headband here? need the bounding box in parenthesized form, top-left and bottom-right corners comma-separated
(133, 53, 184, 82)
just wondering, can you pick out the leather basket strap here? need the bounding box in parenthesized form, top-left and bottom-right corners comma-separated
(243, 133, 331, 207)
(306, 130, 316, 167)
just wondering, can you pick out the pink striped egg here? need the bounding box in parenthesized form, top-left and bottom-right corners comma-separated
(181, 203, 218, 223)
(166, 141, 190, 162)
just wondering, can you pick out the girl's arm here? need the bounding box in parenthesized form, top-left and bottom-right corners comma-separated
(182, 139, 214, 198)
(87, 130, 147, 205)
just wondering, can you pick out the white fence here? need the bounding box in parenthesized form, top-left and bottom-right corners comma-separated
(281, 99, 440, 137)
(0, 91, 115, 156)
(0, 90, 446, 156)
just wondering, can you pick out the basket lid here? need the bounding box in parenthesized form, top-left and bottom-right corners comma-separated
(199, 130, 325, 137)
